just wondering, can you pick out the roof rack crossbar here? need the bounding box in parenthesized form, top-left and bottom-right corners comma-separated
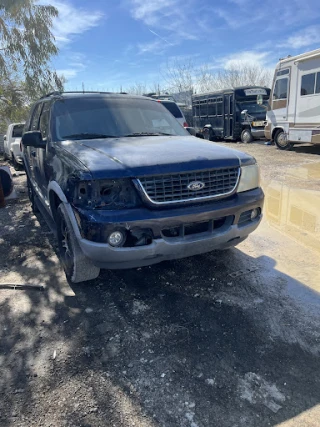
(40, 91, 124, 99)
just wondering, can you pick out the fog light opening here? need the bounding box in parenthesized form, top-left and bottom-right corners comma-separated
(108, 231, 125, 247)
(251, 208, 259, 220)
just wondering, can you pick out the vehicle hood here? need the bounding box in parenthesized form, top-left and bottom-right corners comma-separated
(58, 136, 254, 179)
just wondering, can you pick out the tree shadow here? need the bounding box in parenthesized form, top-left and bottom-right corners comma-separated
(1, 167, 319, 426)
(1, 201, 320, 427)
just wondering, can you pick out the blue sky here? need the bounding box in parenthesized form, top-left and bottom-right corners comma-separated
(43, 0, 320, 91)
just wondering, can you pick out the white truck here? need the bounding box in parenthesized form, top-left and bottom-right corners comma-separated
(265, 48, 320, 150)
(3, 123, 25, 168)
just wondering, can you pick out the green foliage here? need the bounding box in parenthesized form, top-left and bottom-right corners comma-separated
(0, 0, 63, 97)
(0, 0, 64, 132)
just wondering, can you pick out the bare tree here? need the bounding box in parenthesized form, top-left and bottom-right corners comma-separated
(162, 58, 194, 104)
(196, 62, 273, 93)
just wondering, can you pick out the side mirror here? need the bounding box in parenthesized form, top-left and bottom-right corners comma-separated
(21, 131, 46, 148)
(241, 110, 248, 115)
(3, 135, 6, 141)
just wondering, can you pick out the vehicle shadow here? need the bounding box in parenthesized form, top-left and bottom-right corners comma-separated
(292, 144, 320, 155)
(1, 215, 319, 427)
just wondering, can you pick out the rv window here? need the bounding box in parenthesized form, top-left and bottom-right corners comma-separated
(316, 72, 320, 94)
(273, 78, 288, 100)
(276, 69, 289, 77)
(208, 99, 216, 116)
(301, 73, 316, 96)
(217, 97, 223, 115)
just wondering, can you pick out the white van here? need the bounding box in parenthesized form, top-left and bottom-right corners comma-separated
(3, 122, 25, 168)
(265, 48, 320, 150)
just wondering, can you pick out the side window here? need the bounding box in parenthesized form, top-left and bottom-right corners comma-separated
(39, 102, 51, 139)
(301, 73, 316, 96)
(208, 99, 216, 116)
(273, 78, 288, 100)
(200, 100, 207, 116)
(30, 103, 43, 131)
(316, 72, 320, 94)
(193, 101, 200, 117)
(217, 97, 223, 115)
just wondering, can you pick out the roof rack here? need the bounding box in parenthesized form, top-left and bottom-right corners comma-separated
(40, 91, 123, 99)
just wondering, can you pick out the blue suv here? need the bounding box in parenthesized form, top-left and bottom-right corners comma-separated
(22, 92, 264, 283)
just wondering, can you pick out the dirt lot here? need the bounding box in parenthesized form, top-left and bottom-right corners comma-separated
(0, 142, 320, 427)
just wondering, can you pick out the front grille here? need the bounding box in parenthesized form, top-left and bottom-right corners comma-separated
(137, 168, 240, 204)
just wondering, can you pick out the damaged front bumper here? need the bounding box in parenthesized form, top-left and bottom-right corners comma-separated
(72, 188, 264, 269)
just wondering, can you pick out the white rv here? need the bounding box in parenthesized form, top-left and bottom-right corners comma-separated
(265, 48, 320, 150)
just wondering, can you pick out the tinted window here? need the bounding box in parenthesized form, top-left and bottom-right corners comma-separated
(193, 101, 200, 117)
(39, 102, 50, 139)
(273, 78, 288, 100)
(208, 99, 216, 116)
(52, 97, 188, 140)
(12, 124, 24, 138)
(161, 101, 183, 118)
(301, 73, 316, 96)
(276, 69, 290, 77)
(200, 100, 207, 116)
(316, 72, 320, 94)
(30, 103, 43, 131)
(217, 98, 223, 115)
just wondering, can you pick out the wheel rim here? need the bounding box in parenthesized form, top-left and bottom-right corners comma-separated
(242, 131, 251, 143)
(277, 132, 287, 147)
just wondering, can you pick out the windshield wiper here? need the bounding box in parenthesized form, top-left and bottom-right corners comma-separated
(124, 132, 173, 137)
(62, 133, 117, 140)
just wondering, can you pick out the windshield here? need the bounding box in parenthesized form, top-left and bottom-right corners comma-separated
(161, 101, 183, 118)
(236, 100, 268, 115)
(12, 124, 24, 138)
(52, 97, 188, 141)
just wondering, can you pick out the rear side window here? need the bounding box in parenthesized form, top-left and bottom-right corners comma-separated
(161, 101, 183, 118)
(273, 78, 288, 100)
(301, 73, 316, 96)
(39, 102, 51, 139)
(12, 124, 24, 138)
(30, 103, 43, 131)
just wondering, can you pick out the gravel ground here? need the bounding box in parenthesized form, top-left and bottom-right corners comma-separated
(0, 142, 320, 427)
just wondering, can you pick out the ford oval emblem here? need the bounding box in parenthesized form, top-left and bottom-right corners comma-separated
(187, 181, 205, 191)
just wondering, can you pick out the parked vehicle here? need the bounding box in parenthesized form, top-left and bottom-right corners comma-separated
(22, 91, 264, 284)
(3, 123, 25, 168)
(192, 87, 270, 143)
(155, 98, 188, 127)
(265, 48, 320, 150)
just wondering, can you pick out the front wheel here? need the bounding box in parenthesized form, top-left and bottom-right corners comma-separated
(203, 127, 213, 141)
(274, 130, 293, 150)
(56, 203, 100, 284)
(241, 129, 253, 143)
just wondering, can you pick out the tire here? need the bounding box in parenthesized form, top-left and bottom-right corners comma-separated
(56, 203, 100, 284)
(203, 127, 213, 141)
(241, 129, 253, 144)
(27, 177, 39, 213)
(11, 153, 22, 170)
(274, 129, 293, 150)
